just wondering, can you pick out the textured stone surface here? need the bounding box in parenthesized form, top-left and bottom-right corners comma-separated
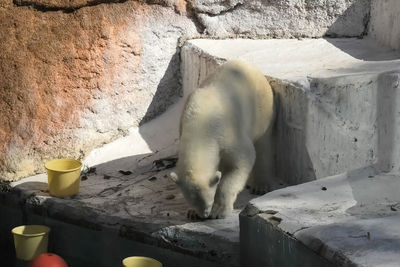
(0, 0, 197, 180)
(369, 0, 400, 50)
(13, 0, 186, 11)
(191, 0, 371, 38)
(241, 167, 400, 267)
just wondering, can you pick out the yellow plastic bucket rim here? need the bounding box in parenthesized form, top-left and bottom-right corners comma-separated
(11, 225, 50, 237)
(122, 256, 162, 265)
(45, 158, 82, 173)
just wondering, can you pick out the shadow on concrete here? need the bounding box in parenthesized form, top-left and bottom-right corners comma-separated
(139, 49, 182, 129)
(376, 71, 399, 172)
(346, 170, 400, 219)
(325, 38, 400, 61)
(14, 181, 48, 193)
(133, 48, 183, 163)
(296, 216, 400, 266)
(272, 80, 317, 187)
(325, 0, 370, 39)
(346, 71, 400, 217)
(325, 0, 400, 61)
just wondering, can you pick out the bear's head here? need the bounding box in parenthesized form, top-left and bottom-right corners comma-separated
(170, 170, 221, 218)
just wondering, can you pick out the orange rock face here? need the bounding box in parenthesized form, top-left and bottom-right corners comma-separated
(0, 0, 196, 180)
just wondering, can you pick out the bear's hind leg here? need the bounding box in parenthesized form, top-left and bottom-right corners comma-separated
(211, 140, 256, 219)
(247, 126, 275, 195)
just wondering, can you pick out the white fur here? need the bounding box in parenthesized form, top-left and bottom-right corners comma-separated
(171, 60, 274, 219)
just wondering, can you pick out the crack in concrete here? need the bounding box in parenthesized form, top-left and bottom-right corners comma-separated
(184, 0, 206, 33)
(268, 215, 282, 226)
(292, 226, 311, 236)
(197, 2, 244, 17)
(12, 0, 186, 13)
(361, 9, 371, 37)
(187, 1, 245, 33)
(13, 0, 131, 13)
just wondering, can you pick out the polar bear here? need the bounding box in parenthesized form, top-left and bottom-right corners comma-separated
(170, 60, 275, 219)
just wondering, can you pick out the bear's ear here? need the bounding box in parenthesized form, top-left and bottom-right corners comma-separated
(209, 171, 221, 187)
(170, 172, 179, 183)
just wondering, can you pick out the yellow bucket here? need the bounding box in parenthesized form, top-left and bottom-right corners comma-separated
(122, 256, 162, 267)
(45, 158, 82, 197)
(11, 225, 50, 261)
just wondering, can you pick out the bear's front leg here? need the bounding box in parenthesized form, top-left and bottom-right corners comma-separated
(248, 126, 275, 195)
(211, 141, 256, 219)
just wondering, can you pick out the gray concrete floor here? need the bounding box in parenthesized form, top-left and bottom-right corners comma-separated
(3, 146, 257, 266)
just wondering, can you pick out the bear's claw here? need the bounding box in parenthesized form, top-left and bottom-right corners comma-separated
(210, 203, 231, 219)
(247, 183, 270, 195)
(250, 187, 268, 195)
(187, 209, 205, 220)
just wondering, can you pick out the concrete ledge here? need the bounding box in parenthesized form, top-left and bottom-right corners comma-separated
(240, 167, 400, 266)
(183, 38, 400, 82)
(1, 144, 254, 266)
(0, 203, 225, 267)
(0, 73, 256, 266)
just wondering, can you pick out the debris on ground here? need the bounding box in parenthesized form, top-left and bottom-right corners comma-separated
(81, 166, 97, 181)
(0, 180, 12, 192)
(87, 167, 97, 174)
(119, 170, 133, 175)
(166, 194, 175, 200)
(390, 203, 400, 211)
(153, 157, 178, 171)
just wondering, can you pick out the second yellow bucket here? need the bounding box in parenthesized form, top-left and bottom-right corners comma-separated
(122, 256, 162, 267)
(45, 158, 82, 197)
(12, 225, 50, 261)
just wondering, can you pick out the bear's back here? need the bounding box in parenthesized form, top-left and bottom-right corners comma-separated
(181, 60, 274, 142)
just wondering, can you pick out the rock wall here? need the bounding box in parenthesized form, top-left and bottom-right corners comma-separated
(0, 0, 197, 180)
(191, 0, 370, 38)
(0, 0, 371, 180)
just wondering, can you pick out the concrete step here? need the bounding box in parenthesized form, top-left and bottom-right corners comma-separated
(240, 167, 400, 266)
(182, 37, 400, 266)
(182, 37, 400, 84)
(182, 37, 400, 185)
